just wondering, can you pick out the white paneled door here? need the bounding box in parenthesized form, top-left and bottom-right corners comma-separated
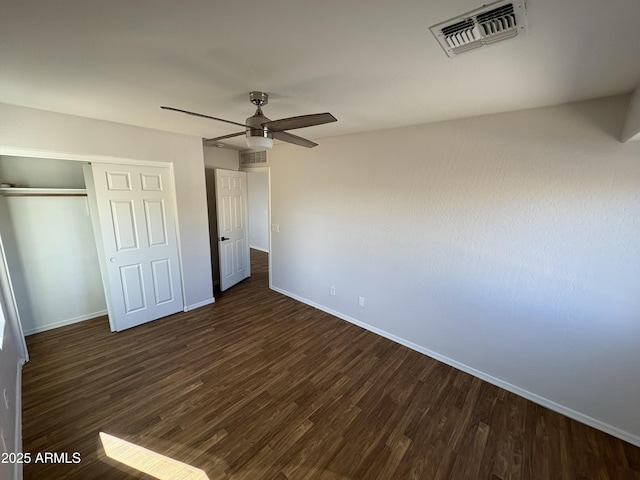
(215, 169, 250, 291)
(89, 163, 183, 331)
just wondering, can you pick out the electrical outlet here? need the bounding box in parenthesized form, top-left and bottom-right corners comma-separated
(358, 296, 365, 307)
(270, 224, 280, 233)
(330, 286, 336, 296)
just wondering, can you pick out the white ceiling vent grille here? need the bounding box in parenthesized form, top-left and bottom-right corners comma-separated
(240, 150, 268, 168)
(430, 0, 528, 57)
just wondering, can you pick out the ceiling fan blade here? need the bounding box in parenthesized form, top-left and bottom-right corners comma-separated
(203, 131, 245, 146)
(262, 113, 337, 132)
(273, 131, 318, 148)
(204, 131, 245, 142)
(161, 106, 248, 129)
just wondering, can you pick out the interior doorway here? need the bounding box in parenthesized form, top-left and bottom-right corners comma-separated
(205, 165, 271, 294)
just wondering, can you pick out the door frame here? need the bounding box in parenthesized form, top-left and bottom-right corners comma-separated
(0, 234, 28, 480)
(0, 235, 28, 362)
(0, 146, 187, 330)
(241, 165, 272, 288)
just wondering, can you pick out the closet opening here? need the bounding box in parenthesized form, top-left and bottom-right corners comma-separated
(0, 155, 108, 335)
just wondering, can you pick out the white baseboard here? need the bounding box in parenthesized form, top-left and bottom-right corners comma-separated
(184, 297, 215, 312)
(270, 286, 640, 448)
(250, 246, 269, 253)
(22, 310, 108, 336)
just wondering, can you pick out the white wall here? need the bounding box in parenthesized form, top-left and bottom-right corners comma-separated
(247, 169, 269, 252)
(3, 196, 106, 334)
(0, 102, 213, 311)
(203, 146, 239, 170)
(269, 95, 640, 445)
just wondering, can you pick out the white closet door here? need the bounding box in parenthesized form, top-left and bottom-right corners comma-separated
(89, 163, 183, 331)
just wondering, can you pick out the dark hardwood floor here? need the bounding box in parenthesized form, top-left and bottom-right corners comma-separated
(22, 250, 640, 479)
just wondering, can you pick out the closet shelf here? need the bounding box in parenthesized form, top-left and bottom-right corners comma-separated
(0, 187, 87, 197)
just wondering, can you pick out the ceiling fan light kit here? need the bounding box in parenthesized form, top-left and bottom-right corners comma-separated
(162, 91, 337, 151)
(245, 135, 273, 150)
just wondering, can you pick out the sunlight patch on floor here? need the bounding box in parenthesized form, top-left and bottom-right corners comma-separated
(100, 432, 210, 480)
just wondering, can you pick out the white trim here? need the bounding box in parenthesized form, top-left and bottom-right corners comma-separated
(270, 285, 640, 448)
(0, 146, 168, 167)
(240, 165, 270, 173)
(249, 246, 269, 253)
(266, 168, 273, 290)
(13, 361, 24, 480)
(167, 163, 189, 316)
(82, 165, 117, 332)
(184, 297, 215, 312)
(22, 310, 108, 336)
(0, 236, 27, 362)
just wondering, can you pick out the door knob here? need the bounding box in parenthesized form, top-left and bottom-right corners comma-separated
(220, 237, 229, 241)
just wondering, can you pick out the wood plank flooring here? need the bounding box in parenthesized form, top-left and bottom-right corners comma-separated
(22, 250, 640, 479)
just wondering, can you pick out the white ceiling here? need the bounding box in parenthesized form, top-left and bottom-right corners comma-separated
(1, 0, 639, 149)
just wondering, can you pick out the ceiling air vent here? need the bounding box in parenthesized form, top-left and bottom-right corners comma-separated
(240, 150, 268, 168)
(430, 0, 528, 57)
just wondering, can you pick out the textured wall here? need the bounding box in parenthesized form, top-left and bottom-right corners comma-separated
(269, 95, 640, 444)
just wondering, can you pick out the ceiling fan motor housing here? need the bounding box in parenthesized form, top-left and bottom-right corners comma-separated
(246, 91, 273, 140)
(246, 110, 273, 139)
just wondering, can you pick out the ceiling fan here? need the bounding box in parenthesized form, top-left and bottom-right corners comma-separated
(161, 91, 337, 150)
